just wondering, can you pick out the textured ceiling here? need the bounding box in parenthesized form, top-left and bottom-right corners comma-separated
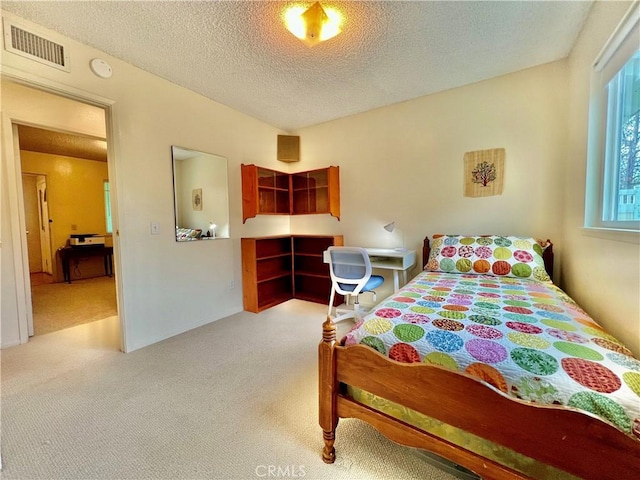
(2, 1, 594, 131)
(17, 125, 107, 162)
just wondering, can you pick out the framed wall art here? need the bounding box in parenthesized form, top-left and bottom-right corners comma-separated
(464, 148, 505, 197)
(192, 188, 203, 211)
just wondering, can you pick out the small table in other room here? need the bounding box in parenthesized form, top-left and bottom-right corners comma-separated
(58, 245, 114, 284)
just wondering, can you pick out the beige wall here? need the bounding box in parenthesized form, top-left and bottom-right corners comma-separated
(293, 60, 568, 302)
(563, 0, 639, 356)
(21, 151, 109, 281)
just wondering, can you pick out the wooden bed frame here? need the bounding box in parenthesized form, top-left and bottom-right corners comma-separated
(319, 237, 640, 479)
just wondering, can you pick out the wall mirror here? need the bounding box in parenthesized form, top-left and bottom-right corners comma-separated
(171, 146, 230, 242)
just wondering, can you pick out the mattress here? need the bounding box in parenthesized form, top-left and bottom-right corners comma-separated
(343, 270, 640, 439)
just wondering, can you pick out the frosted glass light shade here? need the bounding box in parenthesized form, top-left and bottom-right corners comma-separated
(284, 2, 343, 47)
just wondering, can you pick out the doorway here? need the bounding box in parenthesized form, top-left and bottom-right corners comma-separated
(2, 79, 122, 350)
(18, 125, 118, 337)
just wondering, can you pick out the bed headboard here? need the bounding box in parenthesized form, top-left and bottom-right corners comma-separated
(422, 236, 555, 281)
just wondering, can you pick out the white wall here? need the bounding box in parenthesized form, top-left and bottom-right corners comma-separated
(563, 0, 639, 356)
(1, 11, 288, 351)
(293, 60, 569, 303)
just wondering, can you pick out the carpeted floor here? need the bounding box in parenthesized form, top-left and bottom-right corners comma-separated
(31, 276, 117, 336)
(0, 300, 463, 480)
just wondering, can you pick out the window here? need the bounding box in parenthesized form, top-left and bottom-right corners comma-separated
(585, 1, 640, 232)
(104, 180, 112, 234)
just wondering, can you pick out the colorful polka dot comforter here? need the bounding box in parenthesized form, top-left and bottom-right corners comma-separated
(343, 270, 640, 440)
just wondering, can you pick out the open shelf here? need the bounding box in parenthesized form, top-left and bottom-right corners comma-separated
(292, 235, 343, 306)
(242, 236, 293, 313)
(242, 234, 343, 312)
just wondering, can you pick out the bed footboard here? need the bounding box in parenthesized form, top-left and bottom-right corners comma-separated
(319, 316, 640, 479)
(319, 317, 338, 463)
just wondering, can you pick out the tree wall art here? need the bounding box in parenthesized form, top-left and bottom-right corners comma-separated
(464, 148, 505, 197)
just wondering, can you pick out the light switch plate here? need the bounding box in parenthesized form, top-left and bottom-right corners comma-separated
(150, 223, 160, 235)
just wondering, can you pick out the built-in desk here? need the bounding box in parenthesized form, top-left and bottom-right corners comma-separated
(58, 245, 113, 283)
(323, 247, 417, 292)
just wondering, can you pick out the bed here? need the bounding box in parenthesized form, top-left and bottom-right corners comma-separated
(319, 235, 640, 480)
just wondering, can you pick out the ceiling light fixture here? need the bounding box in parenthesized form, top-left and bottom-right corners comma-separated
(284, 2, 343, 47)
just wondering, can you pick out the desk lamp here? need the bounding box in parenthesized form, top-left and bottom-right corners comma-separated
(383, 221, 406, 251)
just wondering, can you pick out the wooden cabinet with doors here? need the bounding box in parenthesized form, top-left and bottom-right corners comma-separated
(290, 167, 340, 217)
(241, 165, 290, 222)
(241, 164, 340, 223)
(242, 234, 343, 313)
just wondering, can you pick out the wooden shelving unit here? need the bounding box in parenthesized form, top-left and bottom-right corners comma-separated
(242, 236, 293, 313)
(293, 235, 343, 305)
(241, 164, 340, 223)
(242, 234, 343, 313)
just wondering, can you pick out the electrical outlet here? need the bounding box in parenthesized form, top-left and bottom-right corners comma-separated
(228, 280, 235, 290)
(71, 224, 77, 231)
(150, 222, 160, 235)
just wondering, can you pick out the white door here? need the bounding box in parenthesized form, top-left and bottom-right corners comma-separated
(22, 174, 43, 272)
(36, 176, 53, 274)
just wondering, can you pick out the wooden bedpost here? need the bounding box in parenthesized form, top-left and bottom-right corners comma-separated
(422, 236, 431, 269)
(542, 239, 554, 280)
(319, 316, 338, 463)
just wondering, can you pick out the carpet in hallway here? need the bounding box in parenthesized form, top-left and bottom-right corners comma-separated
(31, 276, 117, 336)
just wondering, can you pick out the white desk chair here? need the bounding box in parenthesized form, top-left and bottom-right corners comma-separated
(327, 246, 384, 322)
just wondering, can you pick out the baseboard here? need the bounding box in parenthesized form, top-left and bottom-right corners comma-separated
(1, 339, 23, 349)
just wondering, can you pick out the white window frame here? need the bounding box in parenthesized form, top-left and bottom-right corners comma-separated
(584, 0, 640, 239)
(104, 179, 112, 234)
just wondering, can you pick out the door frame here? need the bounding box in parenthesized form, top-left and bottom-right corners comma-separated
(2, 71, 126, 351)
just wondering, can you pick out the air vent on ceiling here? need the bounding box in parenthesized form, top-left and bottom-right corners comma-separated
(3, 18, 70, 72)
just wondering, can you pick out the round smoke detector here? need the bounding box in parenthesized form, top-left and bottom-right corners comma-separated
(89, 58, 113, 79)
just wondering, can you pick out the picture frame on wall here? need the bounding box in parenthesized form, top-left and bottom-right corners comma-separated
(192, 188, 203, 210)
(464, 148, 505, 197)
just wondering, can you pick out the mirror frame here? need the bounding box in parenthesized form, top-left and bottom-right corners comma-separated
(171, 145, 230, 242)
